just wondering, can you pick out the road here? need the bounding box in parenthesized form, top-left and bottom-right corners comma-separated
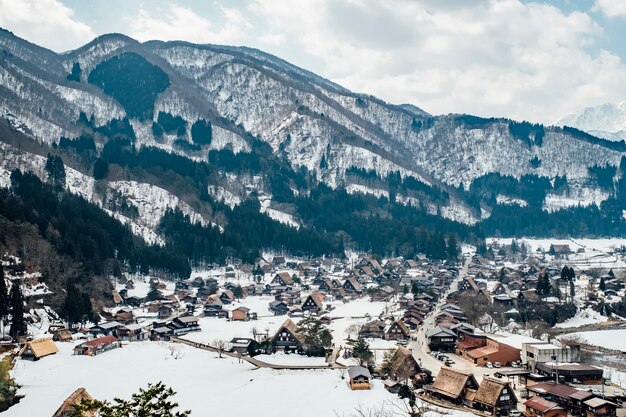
(408, 256, 511, 382)
(409, 255, 468, 376)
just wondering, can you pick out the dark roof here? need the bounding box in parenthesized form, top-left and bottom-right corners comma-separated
(348, 366, 371, 379)
(79, 336, 118, 348)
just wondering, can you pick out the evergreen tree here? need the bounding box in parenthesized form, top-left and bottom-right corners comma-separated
(599, 277, 606, 292)
(72, 381, 190, 417)
(45, 153, 66, 188)
(93, 158, 109, 180)
(61, 281, 83, 328)
(66, 62, 81, 82)
(146, 287, 162, 301)
(511, 239, 519, 253)
(0, 264, 8, 328)
(352, 338, 373, 366)
(609, 269, 615, 278)
(446, 235, 460, 261)
(232, 285, 244, 300)
(569, 280, 575, 302)
(9, 283, 26, 340)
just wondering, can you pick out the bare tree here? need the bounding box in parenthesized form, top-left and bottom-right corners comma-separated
(214, 339, 228, 358)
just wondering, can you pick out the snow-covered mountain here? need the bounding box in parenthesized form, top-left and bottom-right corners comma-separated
(1, 27, 625, 242)
(557, 102, 626, 141)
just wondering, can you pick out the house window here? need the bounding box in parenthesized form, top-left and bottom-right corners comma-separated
(527, 352, 535, 358)
(500, 395, 510, 401)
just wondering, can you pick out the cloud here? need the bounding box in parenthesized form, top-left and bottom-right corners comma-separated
(129, 4, 251, 45)
(593, 0, 626, 18)
(0, 0, 95, 52)
(250, 0, 626, 124)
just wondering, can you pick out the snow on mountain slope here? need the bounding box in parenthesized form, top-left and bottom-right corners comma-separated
(557, 101, 626, 141)
(543, 186, 610, 212)
(0, 142, 208, 243)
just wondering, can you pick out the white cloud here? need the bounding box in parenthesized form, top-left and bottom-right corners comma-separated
(249, 0, 626, 124)
(594, 0, 626, 18)
(0, 0, 95, 51)
(129, 4, 251, 45)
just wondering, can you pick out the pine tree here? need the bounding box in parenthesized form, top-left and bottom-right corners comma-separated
(352, 338, 373, 366)
(599, 277, 606, 292)
(45, 153, 66, 188)
(72, 381, 190, 417)
(9, 283, 26, 340)
(0, 264, 9, 327)
(232, 285, 244, 300)
(569, 280, 575, 302)
(62, 281, 82, 328)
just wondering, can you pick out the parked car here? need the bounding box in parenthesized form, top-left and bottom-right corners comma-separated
(486, 362, 493, 368)
(445, 359, 455, 366)
(511, 362, 520, 368)
(438, 355, 449, 362)
(494, 362, 501, 368)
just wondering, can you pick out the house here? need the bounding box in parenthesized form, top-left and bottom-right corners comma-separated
(18, 338, 59, 360)
(204, 295, 224, 317)
(386, 319, 410, 341)
(231, 307, 251, 321)
(89, 321, 123, 337)
(426, 327, 457, 352)
(384, 379, 402, 394)
(471, 377, 517, 415)
(302, 292, 325, 314)
(230, 338, 253, 354)
(343, 277, 363, 294)
(158, 305, 174, 319)
(52, 387, 96, 417)
(403, 260, 419, 269)
(524, 397, 566, 417)
(271, 319, 304, 350)
(169, 316, 201, 335)
(518, 290, 541, 305)
(424, 368, 479, 405)
(269, 300, 289, 316)
(74, 336, 120, 356)
(359, 320, 386, 339)
(348, 366, 372, 390)
(584, 398, 617, 417)
(521, 343, 581, 370)
(388, 346, 421, 383)
(273, 256, 286, 266)
(219, 290, 236, 305)
(117, 323, 148, 342)
(527, 382, 593, 416)
(272, 272, 294, 286)
(53, 328, 73, 342)
(535, 362, 603, 384)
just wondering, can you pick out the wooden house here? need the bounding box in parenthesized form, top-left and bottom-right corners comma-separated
(272, 272, 294, 286)
(74, 336, 120, 356)
(471, 377, 517, 415)
(348, 366, 372, 390)
(89, 321, 123, 337)
(271, 319, 304, 350)
(302, 292, 325, 314)
(53, 328, 73, 342)
(424, 368, 479, 405)
(584, 398, 617, 417)
(426, 327, 457, 352)
(269, 300, 289, 316)
(18, 338, 59, 360)
(219, 290, 236, 305)
(231, 307, 251, 321)
(386, 319, 410, 341)
(52, 387, 96, 417)
(359, 320, 386, 339)
(524, 397, 566, 417)
(168, 316, 201, 335)
(388, 346, 421, 383)
(343, 277, 363, 294)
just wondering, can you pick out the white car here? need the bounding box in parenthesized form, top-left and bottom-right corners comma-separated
(486, 362, 493, 368)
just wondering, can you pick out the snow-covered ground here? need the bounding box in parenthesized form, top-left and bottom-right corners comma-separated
(562, 329, 626, 351)
(254, 353, 327, 366)
(554, 308, 609, 329)
(7, 342, 393, 417)
(487, 238, 626, 268)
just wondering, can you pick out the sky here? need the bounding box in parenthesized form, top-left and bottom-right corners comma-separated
(1, 0, 626, 125)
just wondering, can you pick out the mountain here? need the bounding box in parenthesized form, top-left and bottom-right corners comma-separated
(557, 102, 626, 141)
(1, 27, 626, 276)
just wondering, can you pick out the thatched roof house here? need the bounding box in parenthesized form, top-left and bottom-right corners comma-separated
(472, 377, 518, 415)
(424, 368, 478, 404)
(52, 387, 96, 417)
(18, 338, 59, 360)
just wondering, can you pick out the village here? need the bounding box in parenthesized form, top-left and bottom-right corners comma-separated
(5, 238, 626, 417)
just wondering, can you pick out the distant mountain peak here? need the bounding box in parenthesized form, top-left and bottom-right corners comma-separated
(557, 101, 626, 141)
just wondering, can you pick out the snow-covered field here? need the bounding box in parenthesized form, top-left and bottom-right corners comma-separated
(562, 329, 626, 351)
(7, 342, 393, 417)
(554, 308, 609, 329)
(487, 238, 626, 268)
